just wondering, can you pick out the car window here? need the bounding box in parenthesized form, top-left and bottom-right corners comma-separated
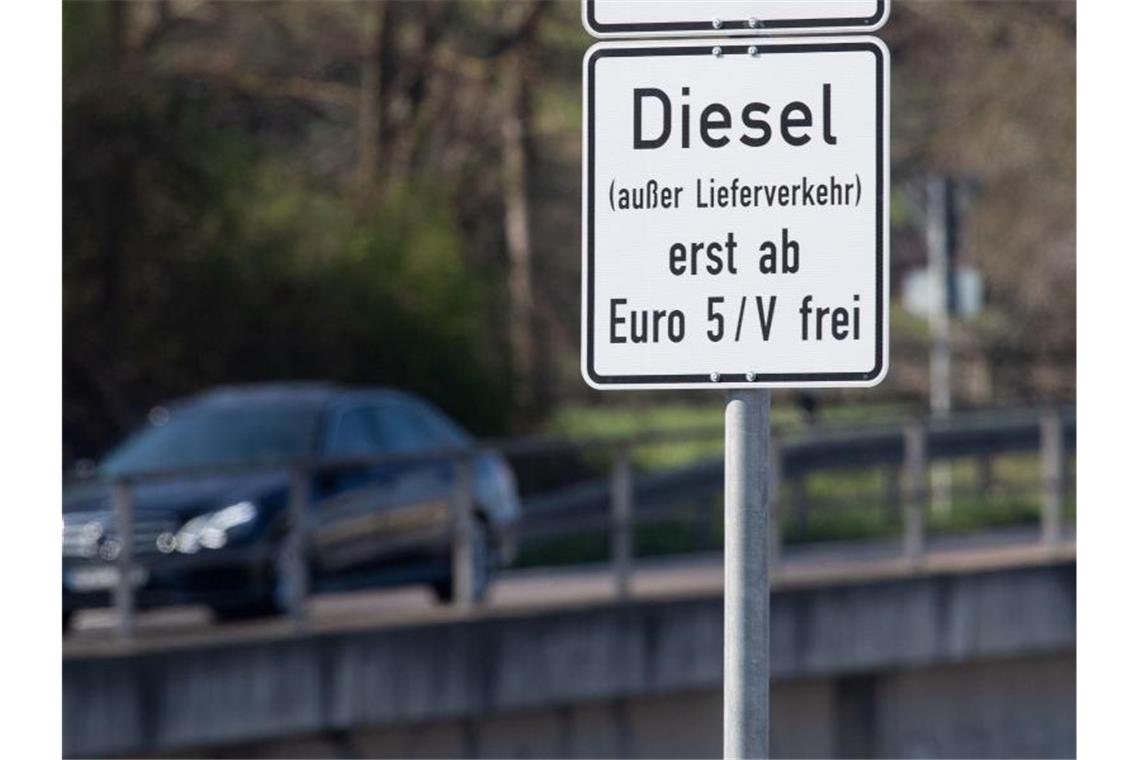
(414, 403, 470, 445)
(323, 405, 384, 458)
(372, 401, 440, 453)
(102, 406, 319, 475)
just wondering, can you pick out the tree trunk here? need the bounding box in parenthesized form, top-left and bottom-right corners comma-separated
(501, 50, 536, 420)
(356, 0, 391, 191)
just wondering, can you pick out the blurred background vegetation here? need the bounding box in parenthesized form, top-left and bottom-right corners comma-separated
(63, 0, 1075, 464)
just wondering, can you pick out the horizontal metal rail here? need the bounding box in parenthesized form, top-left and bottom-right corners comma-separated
(64, 405, 1074, 640)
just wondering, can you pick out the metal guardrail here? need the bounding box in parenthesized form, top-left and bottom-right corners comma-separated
(74, 405, 1075, 640)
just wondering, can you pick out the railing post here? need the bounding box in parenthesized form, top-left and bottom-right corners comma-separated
(112, 479, 135, 640)
(1040, 409, 1064, 546)
(976, 453, 993, 497)
(792, 476, 809, 536)
(285, 467, 310, 625)
(451, 454, 477, 609)
(610, 445, 634, 599)
(768, 435, 782, 572)
(902, 422, 927, 560)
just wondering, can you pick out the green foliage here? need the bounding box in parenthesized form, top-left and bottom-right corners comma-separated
(61, 0, 1077, 459)
(63, 1, 113, 77)
(512, 450, 1072, 568)
(513, 492, 1061, 570)
(64, 74, 507, 458)
(543, 400, 915, 470)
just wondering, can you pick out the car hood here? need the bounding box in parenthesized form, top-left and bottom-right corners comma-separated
(63, 469, 291, 524)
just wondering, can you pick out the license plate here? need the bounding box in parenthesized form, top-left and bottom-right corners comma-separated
(67, 566, 148, 592)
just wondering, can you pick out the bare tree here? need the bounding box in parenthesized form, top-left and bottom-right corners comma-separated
(501, 47, 536, 416)
(356, 1, 392, 191)
(495, 1, 547, 419)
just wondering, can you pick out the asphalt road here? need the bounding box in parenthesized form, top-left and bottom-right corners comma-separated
(63, 525, 1075, 657)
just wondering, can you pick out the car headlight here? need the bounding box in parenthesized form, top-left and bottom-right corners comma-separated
(175, 501, 258, 553)
(62, 519, 104, 558)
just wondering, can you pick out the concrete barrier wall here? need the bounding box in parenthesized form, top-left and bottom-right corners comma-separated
(64, 561, 1075, 758)
(203, 652, 1074, 759)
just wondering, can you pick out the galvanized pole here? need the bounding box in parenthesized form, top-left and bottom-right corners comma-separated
(927, 175, 954, 515)
(902, 421, 928, 560)
(285, 467, 311, 627)
(112, 480, 135, 640)
(451, 455, 477, 609)
(1040, 409, 1064, 547)
(723, 389, 770, 759)
(926, 175, 953, 420)
(610, 445, 634, 599)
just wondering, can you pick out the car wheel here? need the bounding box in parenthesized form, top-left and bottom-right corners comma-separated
(212, 542, 295, 623)
(272, 535, 305, 614)
(432, 519, 493, 605)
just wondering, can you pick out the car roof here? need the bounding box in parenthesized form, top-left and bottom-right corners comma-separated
(178, 383, 428, 413)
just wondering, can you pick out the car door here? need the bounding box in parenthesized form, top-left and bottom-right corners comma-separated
(309, 402, 385, 573)
(309, 399, 452, 573)
(371, 399, 457, 546)
(414, 400, 520, 530)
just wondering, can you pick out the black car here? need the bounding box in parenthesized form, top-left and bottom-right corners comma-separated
(62, 384, 520, 628)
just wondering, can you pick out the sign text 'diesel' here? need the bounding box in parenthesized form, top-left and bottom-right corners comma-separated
(583, 1, 890, 38)
(581, 38, 890, 389)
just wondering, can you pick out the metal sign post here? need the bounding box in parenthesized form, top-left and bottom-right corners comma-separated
(579, 9, 890, 759)
(581, 39, 890, 390)
(583, 0, 890, 38)
(723, 389, 771, 758)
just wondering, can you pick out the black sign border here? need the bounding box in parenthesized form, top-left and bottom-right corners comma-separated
(585, 0, 888, 36)
(584, 41, 887, 387)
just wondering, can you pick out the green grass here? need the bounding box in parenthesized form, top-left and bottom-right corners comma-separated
(513, 450, 1076, 569)
(513, 487, 1073, 570)
(784, 506, 898, 544)
(544, 399, 917, 470)
(514, 534, 609, 568)
(519, 404, 1076, 568)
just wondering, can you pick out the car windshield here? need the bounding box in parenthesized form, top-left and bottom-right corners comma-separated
(101, 406, 319, 475)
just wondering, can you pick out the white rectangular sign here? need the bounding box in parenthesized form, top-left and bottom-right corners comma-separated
(583, 1, 889, 38)
(581, 38, 889, 389)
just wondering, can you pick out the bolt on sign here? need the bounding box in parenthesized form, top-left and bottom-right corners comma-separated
(583, 1, 890, 38)
(581, 38, 890, 389)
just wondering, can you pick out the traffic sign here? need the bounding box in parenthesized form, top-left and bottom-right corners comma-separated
(583, 1, 890, 38)
(581, 38, 890, 389)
